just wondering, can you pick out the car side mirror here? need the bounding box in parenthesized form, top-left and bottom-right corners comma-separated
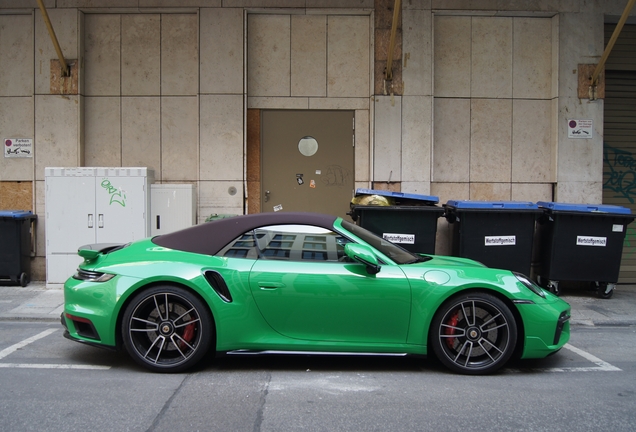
(345, 243, 381, 275)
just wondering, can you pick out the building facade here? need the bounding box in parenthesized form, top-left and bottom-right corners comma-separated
(0, 0, 634, 281)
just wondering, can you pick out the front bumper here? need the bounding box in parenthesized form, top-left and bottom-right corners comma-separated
(518, 296, 571, 359)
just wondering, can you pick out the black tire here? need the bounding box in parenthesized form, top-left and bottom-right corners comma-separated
(121, 285, 214, 372)
(19, 272, 28, 287)
(430, 292, 517, 375)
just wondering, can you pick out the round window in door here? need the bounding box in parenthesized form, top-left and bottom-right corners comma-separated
(298, 136, 318, 157)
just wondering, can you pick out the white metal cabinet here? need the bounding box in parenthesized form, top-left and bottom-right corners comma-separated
(150, 184, 196, 236)
(45, 167, 153, 285)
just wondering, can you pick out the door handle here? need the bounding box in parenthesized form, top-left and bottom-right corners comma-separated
(98, 214, 104, 228)
(258, 282, 285, 290)
(88, 214, 93, 228)
(264, 190, 270, 202)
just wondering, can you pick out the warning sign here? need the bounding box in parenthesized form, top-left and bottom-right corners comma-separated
(4, 138, 33, 158)
(567, 119, 593, 139)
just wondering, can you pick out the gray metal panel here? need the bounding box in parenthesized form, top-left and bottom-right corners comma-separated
(603, 24, 636, 282)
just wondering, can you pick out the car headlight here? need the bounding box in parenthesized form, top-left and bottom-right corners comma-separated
(73, 269, 116, 282)
(513, 272, 546, 298)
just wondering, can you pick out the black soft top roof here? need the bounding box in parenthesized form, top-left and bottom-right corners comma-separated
(152, 212, 339, 256)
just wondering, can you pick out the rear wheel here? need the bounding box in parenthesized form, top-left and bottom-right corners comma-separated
(122, 285, 214, 372)
(431, 293, 517, 375)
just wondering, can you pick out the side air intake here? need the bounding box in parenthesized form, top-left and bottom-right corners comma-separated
(203, 270, 233, 303)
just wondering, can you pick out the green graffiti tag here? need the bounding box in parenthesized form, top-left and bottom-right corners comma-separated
(603, 145, 636, 204)
(621, 225, 636, 259)
(101, 179, 127, 207)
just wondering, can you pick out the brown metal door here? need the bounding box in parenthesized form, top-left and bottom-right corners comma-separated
(261, 110, 354, 218)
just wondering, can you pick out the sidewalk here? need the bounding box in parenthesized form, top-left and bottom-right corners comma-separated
(1, 281, 636, 325)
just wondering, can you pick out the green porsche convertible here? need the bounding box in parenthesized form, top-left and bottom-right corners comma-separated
(62, 212, 570, 375)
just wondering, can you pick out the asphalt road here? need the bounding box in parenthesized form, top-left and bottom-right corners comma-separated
(0, 321, 635, 432)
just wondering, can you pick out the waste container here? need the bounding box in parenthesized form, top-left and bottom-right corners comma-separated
(0, 210, 37, 286)
(535, 201, 634, 299)
(444, 201, 541, 276)
(348, 189, 444, 254)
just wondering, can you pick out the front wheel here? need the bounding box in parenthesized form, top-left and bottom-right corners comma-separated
(430, 293, 517, 375)
(122, 285, 214, 372)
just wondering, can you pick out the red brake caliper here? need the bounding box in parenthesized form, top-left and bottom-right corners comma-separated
(445, 311, 460, 349)
(179, 323, 196, 349)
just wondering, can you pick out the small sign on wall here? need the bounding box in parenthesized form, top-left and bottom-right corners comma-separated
(4, 138, 33, 158)
(567, 119, 593, 139)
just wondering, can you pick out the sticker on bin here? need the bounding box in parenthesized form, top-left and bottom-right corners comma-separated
(613, 224, 624, 233)
(484, 236, 516, 246)
(576, 236, 607, 247)
(383, 233, 415, 244)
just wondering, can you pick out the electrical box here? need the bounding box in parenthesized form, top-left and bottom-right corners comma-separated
(151, 184, 197, 236)
(45, 167, 153, 286)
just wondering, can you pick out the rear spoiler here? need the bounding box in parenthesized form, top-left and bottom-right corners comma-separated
(78, 243, 126, 261)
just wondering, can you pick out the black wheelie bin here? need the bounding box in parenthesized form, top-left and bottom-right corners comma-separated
(535, 201, 634, 299)
(0, 210, 37, 286)
(348, 189, 444, 254)
(444, 200, 542, 276)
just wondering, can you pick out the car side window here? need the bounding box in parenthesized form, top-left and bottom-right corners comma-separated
(218, 224, 354, 262)
(218, 231, 262, 259)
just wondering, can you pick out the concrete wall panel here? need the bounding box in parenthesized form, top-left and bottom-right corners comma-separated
(327, 15, 370, 98)
(200, 8, 243, 95)
(557, 97, 604, 182)
(355, 109, 370, 182)
(402, 95, 431, 183)
(513, 17, 552, 99)
(121, 97, 161, 177)
(470, 183, 512, 201)
(0, 97, 34, 181)
(471, 17, 512, 99)
(470, 98, 512, 182)
(291, 15, 327, 97)
(84, 96, 121, 167)
(512, 99, 552, 182)
(200, 94, 243, 181)
(161, 14, 198, 96)
(434, 16, 470, 98)
(84, 14, 120, 96)
(121, 15, 160, 96)
(373, 96, 401, 182)
(433, 98, 469, 182)
(511, 183, 552, 202)
(162, 96, 199, 181)
(403, 9, 431, 97)
(248, 15, 290, 97)
(0, 15, 33, 97)
(35, 95, 80, 180)
(198, 180, 243, 224)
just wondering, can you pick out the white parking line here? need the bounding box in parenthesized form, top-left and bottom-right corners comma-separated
(0, 363, 110, 370)
(0, 328, 58, 360)
(512, 343, 622, 373)
(560, 343, 622, 372)
(0, 328, 111, 370)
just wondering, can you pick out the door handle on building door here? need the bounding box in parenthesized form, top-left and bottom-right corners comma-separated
(264, 190, 270, 202)
(98, 214, 104, 228)
(88, 214, 93, 228)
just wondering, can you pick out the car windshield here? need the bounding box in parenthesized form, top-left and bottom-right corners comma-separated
(340, 220, 429, 265)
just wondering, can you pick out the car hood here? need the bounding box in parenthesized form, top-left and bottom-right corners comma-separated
(415, 254, 487, 269)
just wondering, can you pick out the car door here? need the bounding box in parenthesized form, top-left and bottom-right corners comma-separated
(247, 224, 411, 343)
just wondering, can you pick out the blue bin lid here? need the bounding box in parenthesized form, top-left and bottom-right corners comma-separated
(445, 200, 539, 210)
(537, 201, 632, 215)
(0, 210, 34, 219)
(355, 188, 439, 204)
